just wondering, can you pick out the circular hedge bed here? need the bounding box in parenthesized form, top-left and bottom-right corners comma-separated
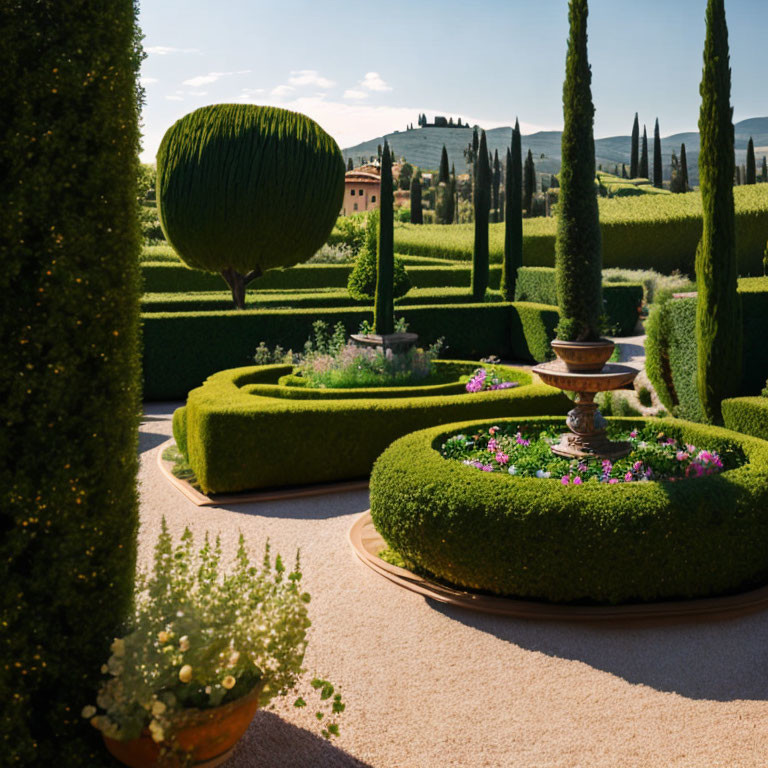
(369, 416, 768, 605)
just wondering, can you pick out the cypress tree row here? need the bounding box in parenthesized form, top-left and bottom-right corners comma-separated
(653, 118, 663, 188)
(501, 119, 524, 301)
(695, 0, 741, 424)
(523, 149, 536, 214)
(630, 113, 640, 178)
(471, 130, 491, 300)
(746, 136, 756, 184)
(492, 149, 501, 223)
(640, 124, 649, 178)
(374, 139, 395, 335)
(409, 170, 423, 224)
(1, 2, 142, 764)
(681, 143, 690, 191)
(555, 0, 603, 342)
(438, 145, 450, 184)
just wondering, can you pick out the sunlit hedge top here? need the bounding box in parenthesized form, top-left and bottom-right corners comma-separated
(156, 104, 345, 275)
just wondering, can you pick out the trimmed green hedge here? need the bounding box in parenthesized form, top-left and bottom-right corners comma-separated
(722, 397, 768, 440)
(1, 2, 142, 764)
(142, 301, 559, 400)
(174, 364, 569, 493)
(645, 278, 768, 420)
(370, 416, 768, 604)
(514, 267, 642, 335)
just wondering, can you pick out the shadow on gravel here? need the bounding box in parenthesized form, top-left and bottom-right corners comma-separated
(430, 599, 768, 702)
(226, 710, 372, 768)
(220, 489, 371, 522)
(139, 430, 169, 454)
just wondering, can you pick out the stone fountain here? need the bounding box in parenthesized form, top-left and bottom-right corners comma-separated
(532, 339, 639, 460)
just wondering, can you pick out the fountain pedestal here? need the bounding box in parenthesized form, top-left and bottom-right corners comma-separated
(532, 346, 639, 460)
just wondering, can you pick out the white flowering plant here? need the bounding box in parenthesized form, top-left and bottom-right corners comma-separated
(83, 520, 344, 746)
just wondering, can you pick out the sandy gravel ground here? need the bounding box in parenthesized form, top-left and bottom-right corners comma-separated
(139, 403, 768, 768)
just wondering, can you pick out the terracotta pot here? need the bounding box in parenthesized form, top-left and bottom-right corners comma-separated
(550, 339, 615, 373)
(103, 689, 261, 768)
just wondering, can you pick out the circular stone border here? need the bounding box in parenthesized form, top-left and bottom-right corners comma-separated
(349, 510, 768, 623)
(157, 440, 368, 507)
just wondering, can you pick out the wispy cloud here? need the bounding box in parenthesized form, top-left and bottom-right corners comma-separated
(359, 72, 391, 92)
(140, 77, 159, 86)
(343, 89, 368, 100)
(287, 70, 336, 89)
(165, 95, 184, 102)
(271, 84, 295, 97)
(146, 46, 199, 55)
(182, 70, 251, 88)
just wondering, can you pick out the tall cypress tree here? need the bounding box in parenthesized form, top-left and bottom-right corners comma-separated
(762, 155, 768, 182)
(523, 148, 536, 214)
(622, 162, 627, 179)
(555, 0, 602, 342)
(746, 136, 756, 184)
(374, 139, 394, 335)
(640, 124, 649, 178)
(492, 149, 501, 223)
(630, 112, 640, 178)
(501, 120, 523, 301)
(735, 165, 742, 185)
(695, 0, 741, 424)
(471, 130, 491, 300)
(409, 170, 423, 224)
(653, 118, 663, 188)
(347, 157, 353, 171)
(447, 163, 456, 224)
(438, 144, 450, 184)
(680, 143, 690, 191)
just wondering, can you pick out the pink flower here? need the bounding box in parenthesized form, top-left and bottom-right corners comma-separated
(633, 461, 643, 472)
(624, 472, 633, 482)
(629, 430, 638, 438)
(487, 438, 498, 452)
(676, 451, 689, 461)
(561, 476, 570, 485)
(573, 476, 583, 485)
(482, 464, 494, 472)
(609, 478, 619, 485)
(495, 452, 509, 465)
(489, 426, 499, 435)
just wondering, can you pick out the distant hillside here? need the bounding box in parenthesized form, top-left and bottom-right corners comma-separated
(342, 117, 768, 186)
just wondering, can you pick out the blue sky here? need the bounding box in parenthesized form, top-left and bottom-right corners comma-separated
(138, 0, 767, 161)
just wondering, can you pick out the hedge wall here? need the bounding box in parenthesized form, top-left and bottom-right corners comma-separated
(370, 416, 768, 604)
(1, 3, 142, 765)
(645, 278, 768, 421)
(514, 267, 643, 335)
(174, 364, 570, 493)
(722, 397, 768, 441)
(142, 301, 559, 400)
(391, 185, 768, 275)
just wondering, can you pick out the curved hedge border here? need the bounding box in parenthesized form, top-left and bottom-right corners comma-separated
(173, 363, 569, 493)
(722, 397, 768, 440)
(370, 416, 768, 605)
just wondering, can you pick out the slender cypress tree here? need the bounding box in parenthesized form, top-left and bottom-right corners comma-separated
(438, 144, 450, 184)
(622, 162, 628, 178)
(447, 163, 456, 224)
(501, 119, 523, 301)
(347, 157, 353, 171)
(653, 118, 663, 188)
(409, 170, 423, 224)
(555, 0, 602, 342)
(762, 155, 768, 182)
(523, 148, 536, 214)
(640, 124, 649, 178)
(374, 139, 394, 335)
(680, 143, 690, 191)
(471, 130, 491, 300)
(695, 0, 741, 424)
(735, 165, 742, 185)
(492, 149, 501, 223)
(630, 113, 640, 178)
(746, 136, 756, 184)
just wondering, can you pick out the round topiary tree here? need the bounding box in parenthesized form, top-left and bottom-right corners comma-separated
(156, 104, 345, 308)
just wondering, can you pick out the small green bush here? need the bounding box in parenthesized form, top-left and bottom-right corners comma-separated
(722, 397, 768, 440)
(347, 249, 410, 301)
(174, 363, 569, 493)
(370, 416, 768, 604)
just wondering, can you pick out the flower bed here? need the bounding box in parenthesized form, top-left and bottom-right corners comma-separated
(172, 362, 568, 494)
(369, 416, 768, 604)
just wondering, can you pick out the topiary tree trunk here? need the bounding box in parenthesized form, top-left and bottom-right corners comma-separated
(501, 120, 523, 301)
(555, 0, 603, 342)
(374, 139, 395, 335)
(1, 2, 142, 764)
(695, 0, 741, 424)
(471, 130, 491, 301)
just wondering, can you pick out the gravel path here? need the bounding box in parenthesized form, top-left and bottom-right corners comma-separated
(139, 404, 768, 768)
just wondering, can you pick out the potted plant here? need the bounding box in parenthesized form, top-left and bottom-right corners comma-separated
(82, 521, 344, 767)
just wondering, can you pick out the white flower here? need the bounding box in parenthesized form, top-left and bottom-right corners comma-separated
(179, 635, 190, 652)
(149, 720, 165, 743)
(151, 700, 166, 716)
(508, 466, 517, 475)
(228, 650, 240, 666)
(178, 665, 193, 683)
(535, 470, 551, 479)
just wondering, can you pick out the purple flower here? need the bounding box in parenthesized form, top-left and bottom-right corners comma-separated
(561, 476, 570, 485)
(487, 438, 498, 453)
(633, 461, 643, 472)
(573, 476, 583, 485)
(624, 472, 633, 482)
(495, 451, 509, 465)
(629, 430, 638, 439)
(482, 464, 494, 472)
(609, 478, 619, 485)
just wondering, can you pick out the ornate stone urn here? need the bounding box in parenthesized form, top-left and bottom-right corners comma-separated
(532, 339, 638, 460)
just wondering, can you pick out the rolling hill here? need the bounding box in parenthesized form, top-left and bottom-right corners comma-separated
(342, 117, 768, 186)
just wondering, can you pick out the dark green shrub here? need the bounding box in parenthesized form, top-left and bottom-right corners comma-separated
(500, 121, 523, 301)
(375, 140, 395, 334)
(0, 2, 142, 764)
(173, 364, 568, 493)
(157, 104, 345, 307)
(370, 416, 768, 604)
(472, 131, 491, 300)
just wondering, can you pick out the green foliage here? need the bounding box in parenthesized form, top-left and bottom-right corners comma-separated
(523, 149, 536, 214)
(501, 122, 523, 301)
(653, 118, 663, 189)
(410, 174, 423, 224)
(696, 0, 741, 424)
(374, 139, 395, 334)
(555, 0, 603, 341)
(595, 391, 642, 417)
(0, 2, 142, 764)
(156, 104, 345, 307)
(722, 397, 768, 439)
(746, 137, 757, 185)
(370, 416, 768, 604)
(640, 125, 649, 179)
(328, 213, 368, 255)
(630, 113, 639, 179)
(142, 302, 560, 399)
(472, 131, 491, 300)
(173, 364, 568, 493)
